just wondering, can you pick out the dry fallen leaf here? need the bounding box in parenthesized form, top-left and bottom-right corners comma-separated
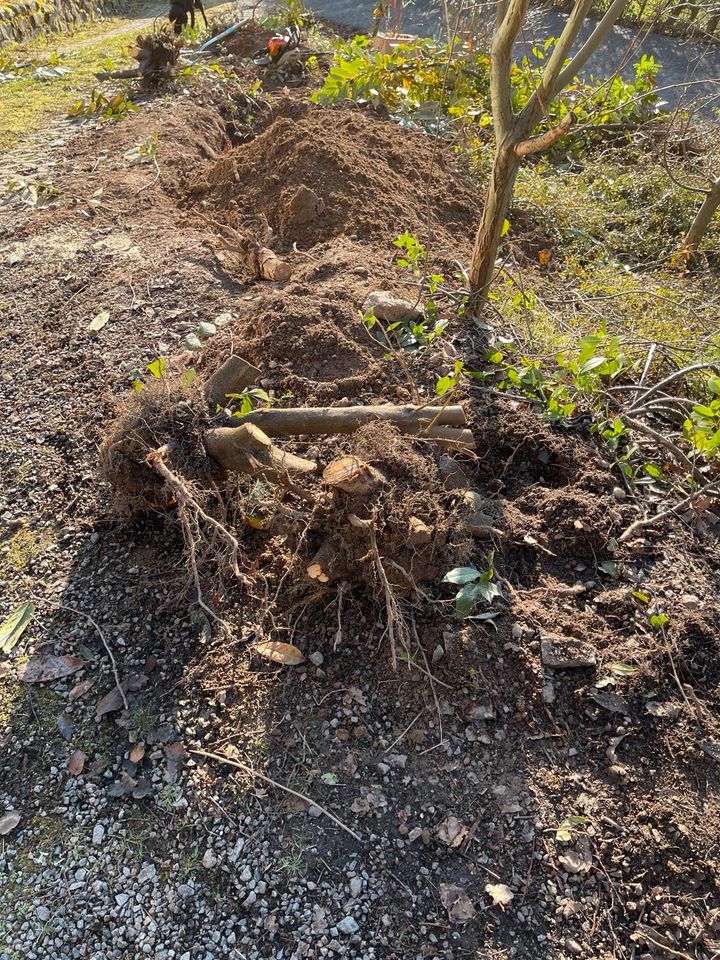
(68, 749, 87, 776)
(440, 883, 476, 923)
(129, 744, 146, 764)
(253, 641, 305, 666)
(94, 686, 127, 722)
(646, 701, 682, 720)
(435, 815, 469, 849)
(17, 654, 84, 684)
(485, 882, 514, 909)
(559, 845, 592, 875)
(68, 677, 95, 703)
(165, 741, 189, 781)
(87, 309, 110, 333)
(0, 810, 21, 835)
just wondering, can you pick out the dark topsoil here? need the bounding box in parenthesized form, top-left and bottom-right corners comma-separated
(1, 33, 720, 960)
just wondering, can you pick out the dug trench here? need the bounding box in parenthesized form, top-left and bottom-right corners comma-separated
(1, 59, 720, 960)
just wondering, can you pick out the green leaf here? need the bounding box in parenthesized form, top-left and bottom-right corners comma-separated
(599, 560, 618, 576)
(181, 368, 196, 388)
(248, 388, 271, 403)
(320, 772, 339, 785)
(443, 566, 481, 585)
(475, 581, 502, 604)
(500, 218, 510, 238)
(455, 582, 482, 617)
(643, 463, 663, 480)
(650, 613, 669, 630)
(0, 601, 35, 653)
(435, 375, 454, 397)
(632, 591, 649, 603)
(578, 356, 608, 375)
(147, 358, 167, 379)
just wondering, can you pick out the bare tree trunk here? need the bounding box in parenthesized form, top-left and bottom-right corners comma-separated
(468, 139, 521, 295)
(467, 0, 628, 304)
(681, 177, 720, 259)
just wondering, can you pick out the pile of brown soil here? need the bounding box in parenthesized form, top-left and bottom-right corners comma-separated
(191, 101, 481, 256)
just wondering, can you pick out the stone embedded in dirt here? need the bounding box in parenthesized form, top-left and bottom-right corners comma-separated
(362, 290, 423, 324)
(282, 185, 325, 234)
(408, 516, 433, 546)
(540, 636, 597, 670)
(0, 811, 21, 836)
(438, 456, 470, 491)
(309, 651, 324, 667)
(461, 490, 500, 536)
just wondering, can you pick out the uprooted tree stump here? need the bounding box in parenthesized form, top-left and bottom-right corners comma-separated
(95, 28, 182, 83)
(100, 352, 478, 662)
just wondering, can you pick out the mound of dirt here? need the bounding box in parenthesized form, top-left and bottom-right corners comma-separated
(191, 102, 481, 256)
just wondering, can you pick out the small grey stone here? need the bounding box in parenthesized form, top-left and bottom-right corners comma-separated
(612, 486, 626, 501)
(184, 333, 202, 352)
(137, 863, 156, 885)
(337, 916, 359, 936)
(349, 877, 363, 897)
(115, 893, 130, 908)
(431, 644, 444, 664)
(92, 824, 105, 845)
(307, 805, 322, 818)
(177, 884, 194, 899)
(309, 651, 324, 667)
(197, 321, 217, 340)
(36, 906, 50, 922)
(202, 849, 218, 869)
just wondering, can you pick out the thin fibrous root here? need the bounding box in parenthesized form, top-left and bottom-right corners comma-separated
(145, 447, 250, 623)
(349, 512, 410, 669)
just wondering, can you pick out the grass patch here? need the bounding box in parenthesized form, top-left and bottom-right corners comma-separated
(0, 24, 139, 152)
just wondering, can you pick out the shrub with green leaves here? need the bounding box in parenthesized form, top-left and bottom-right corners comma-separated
(443, 553, 501, 618)
(313, 35, 663, 151)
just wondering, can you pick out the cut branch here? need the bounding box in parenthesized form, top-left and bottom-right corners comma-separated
(204, 423, 317, 481)
(231, 404, 468, 437)
(204, 354, 261, 407)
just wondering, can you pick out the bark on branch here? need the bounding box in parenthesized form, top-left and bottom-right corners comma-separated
(229, 404, 468, 437)
(204, 423, 317, 481)
(515, 112, 575, 156)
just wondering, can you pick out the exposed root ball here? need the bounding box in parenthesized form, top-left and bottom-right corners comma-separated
(100, 381, 213, 515)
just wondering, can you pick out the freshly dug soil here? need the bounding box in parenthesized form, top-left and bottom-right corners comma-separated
(1, 58, 720, 960)
(192, 100, 482, 257)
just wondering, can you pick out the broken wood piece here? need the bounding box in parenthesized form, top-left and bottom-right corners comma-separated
(255, 247, 292, 282)
(323, 456, 385, 496)
(215, 224, 292, 282)
(204, 423, 317, 481)
(306, 541, 338, 583)
(204, 354, 261, 407)
(234, 404, 468, 437)
(94, 67, 141, 80)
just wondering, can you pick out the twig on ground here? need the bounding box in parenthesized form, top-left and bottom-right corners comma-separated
(383, 711, 422, 754)
(191, 748, 362, 842)
(618, 479, 719, 542)
(411, 617, 443, 745)
(622, 415, 703, 483)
